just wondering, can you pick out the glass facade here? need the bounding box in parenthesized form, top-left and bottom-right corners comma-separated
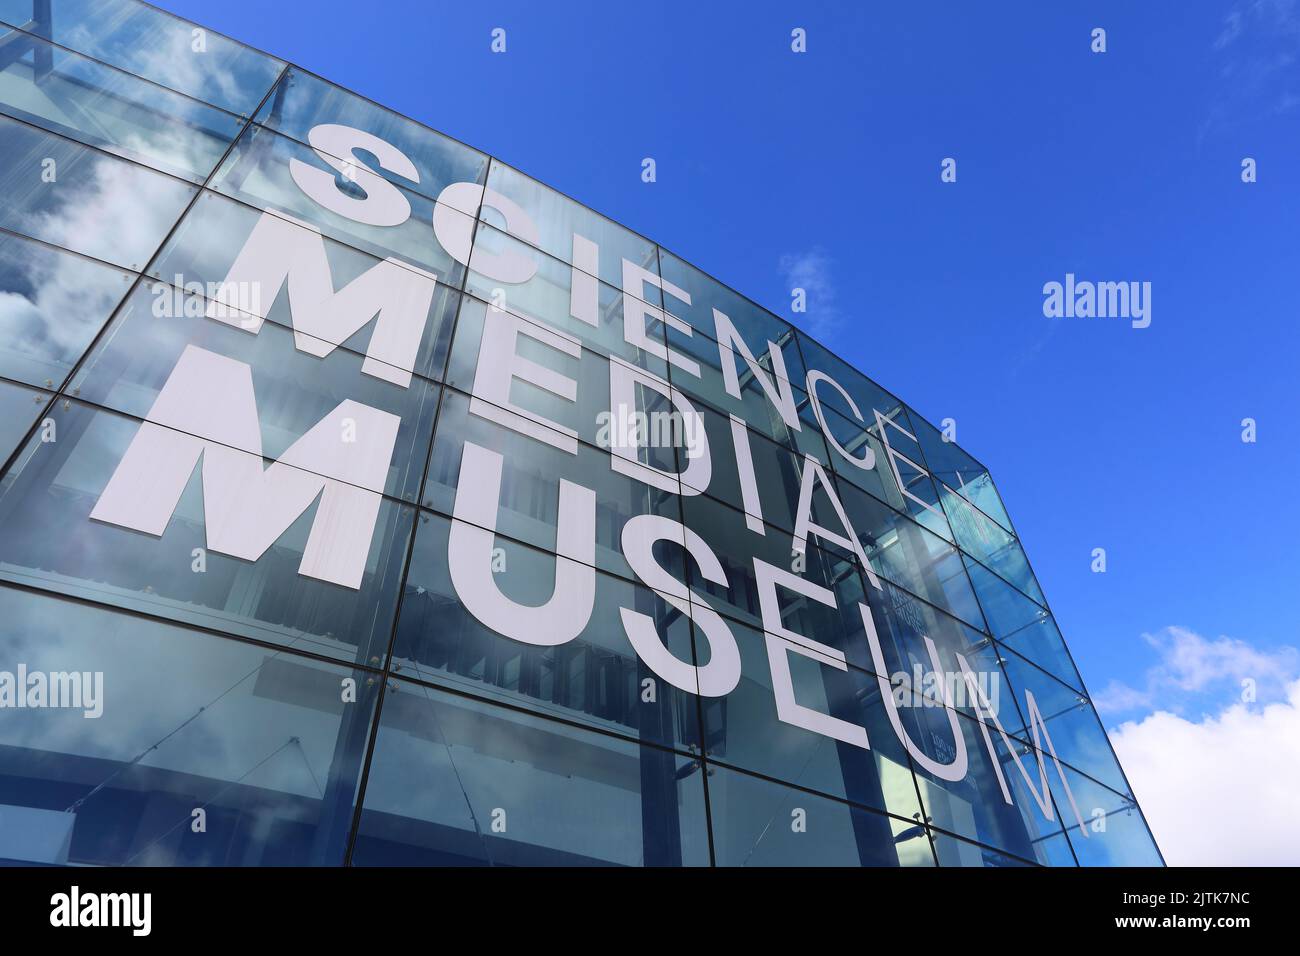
(0, 0, 1161, 867)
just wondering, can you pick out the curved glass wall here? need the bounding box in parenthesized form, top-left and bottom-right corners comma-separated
(0, 0, 1160, 866)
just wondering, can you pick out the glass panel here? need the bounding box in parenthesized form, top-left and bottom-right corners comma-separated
(1054, 769, 1163, 866)
(703, 618, 922, 819)
(445, 296, 679, 477)
(862, 579, 1007, 719)
(0, 1, 1159, 869)
(69, 280, 441, 502)
(930, 830, 1067, 867)
(0, 231, 132, 388)
(665, 319, 804, 395)
(208, 123, 470, 285)
(465, 221, 668, 373)
(0, 115, 195, 270)
(964, 554, 1082, 690)
(422, 387, 685, 585)
(0, 585, 377, 865)
(148, 190, 461, 385)
(392, 510, 698, 752)
(1003, 617, 1082, 695)
(796, 328, 905, 426)
(351, 679, 710, 866)
(963, 552, 1042, 634)
(0, 0, 284, 116)
(0, 398, 412, 664)
(837, 476, 986, 631)
(687, 400, 818, 524)
(998, 648, 1129, 794)
(1028, 828, 1079, 866)
(0, 376, 47, 461)
(786, 387, 836, 463)
(908, 403, 1012, 530)
(814, 399, 893, 489)
(680, 492, 877, 673)
(705, 765, 933, 867)
(253, 67, 488, 204)
(941, 482, 1044, 603)
(909, 705, 1070, 865)
(658, 247, 803, 365)
(665, 324, 816, 453)
(0, 30, 243, 181)
(814, 395, 953, 542)
(482, 160, 659, 292)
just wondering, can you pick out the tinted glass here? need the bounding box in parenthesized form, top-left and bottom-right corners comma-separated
(0, 0, 1163, 868)
(0, 585, 377, 865)
(393, 510, 700, 753)
(962, 555, 1082, 690)
(838, 475, 986, 631)
(0, 31, 243, 180)
(0, 231, 132, 388)
(422, 386, 686, 584)
(0, 398, 413, 664)
(0, 0, 283, 115)
(0, 377, 48, 461)
(941, 483, 1044, 603)
(445, 296, 678, 476)
(254, 68, 487, 199)
(705, 765, 933, 867)
(909, 705, 1071, 865)
(351, 679, 711, 866)
(1055, 768, 1163, 866)
(70, 280, 442, 502)
(998, 648, 1129, 794)
(0, 116, 195, 270)
(148, 190, 463, 384)
(659, 246, 802, 357)
(465, 221, 668, 373)
(482, 160, 659, 291)
(704, 618, 922, 818)
(208, 123, 470, 285)
(909, 404, 1012, 530)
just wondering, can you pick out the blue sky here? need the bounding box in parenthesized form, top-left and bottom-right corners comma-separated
(154, 0, 1300, 862)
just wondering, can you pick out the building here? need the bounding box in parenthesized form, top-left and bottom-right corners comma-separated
(0, 0, 1162, 866)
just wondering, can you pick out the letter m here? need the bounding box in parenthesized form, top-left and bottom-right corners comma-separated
(956, 653, 1090, 837)
(90, 345, 400, 589)
(1097, 281, 1130, 319)
(206, 210, 437, 388)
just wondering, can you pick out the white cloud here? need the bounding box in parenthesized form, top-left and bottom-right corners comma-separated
(1092, 679, 1154, 714)
(1109, 679, 1300, 865)
(1202, 0, 1300, 139)
(777, 247, 841, 339)
(1094, 626, 1298, 716)
(1097, 627, 1300, 865)
(1216, 0, 1300, 48)
(64, 20, 247, 114)
(1213, 7, 1246, 51)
